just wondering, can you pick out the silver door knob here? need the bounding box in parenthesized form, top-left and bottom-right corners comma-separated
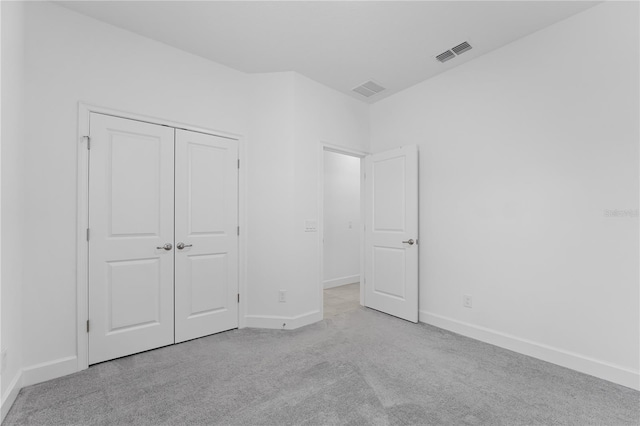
(177, 242, 193, 250)
(156, 243, 172, 251)
(402, 239, 415, 245)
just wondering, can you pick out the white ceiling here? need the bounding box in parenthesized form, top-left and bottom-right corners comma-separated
(57, 1, 598, 104)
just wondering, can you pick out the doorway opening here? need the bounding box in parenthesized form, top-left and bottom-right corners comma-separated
(321, 147, 364, 319)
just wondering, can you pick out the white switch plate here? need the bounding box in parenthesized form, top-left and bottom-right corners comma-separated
(278, 290, 287, 303)
(304, 220, 317, 232)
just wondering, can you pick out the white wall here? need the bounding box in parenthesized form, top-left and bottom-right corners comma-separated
(245, 71, 298, 322)
(245, 73, 369, 327)
(14, 0, 634, 401)
(1, 0, 25, 419)
(21, 1, 250, 376)
(292, 74, 369, 316)
(370, 2, 639, 389)
(323, 151, 360, 288)
(19, 2, 370, 385)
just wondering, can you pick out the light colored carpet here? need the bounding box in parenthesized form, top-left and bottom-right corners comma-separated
(5, 285, 639, 425)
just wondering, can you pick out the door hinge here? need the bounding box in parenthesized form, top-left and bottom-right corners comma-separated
(237, 294, 240, 303)
(83, 136, 91, 150)
(86, 320, 90, 333)
(86, 228, 90, 241)
(237, 226, 240, 236)
(237, 159, 240, 169)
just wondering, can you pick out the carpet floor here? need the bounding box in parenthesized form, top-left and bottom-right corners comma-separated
(4, 284, 639, 425)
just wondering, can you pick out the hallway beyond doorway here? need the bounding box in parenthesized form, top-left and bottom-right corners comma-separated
(324, 283, 360, 318)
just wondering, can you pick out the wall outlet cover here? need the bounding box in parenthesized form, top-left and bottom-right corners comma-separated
(463, 294, 473, 308)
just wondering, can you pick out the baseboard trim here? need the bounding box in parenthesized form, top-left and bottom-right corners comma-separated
(1, 369, 22, 423)
(245, 310, 322, 330)
(323, 275, 360, 289)
(21, 356, 78, 388)
(420, 310, 639, 390)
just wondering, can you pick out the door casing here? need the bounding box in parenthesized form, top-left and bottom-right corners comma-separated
(76, 102, 247, 372)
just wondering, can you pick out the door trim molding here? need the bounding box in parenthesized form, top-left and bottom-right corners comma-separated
(76, 102, 247, 372)
(318, 142, 369, 318)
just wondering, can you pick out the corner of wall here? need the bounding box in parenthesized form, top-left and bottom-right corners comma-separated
(1, 369, 22, 423)
(1, 0, 26, 420)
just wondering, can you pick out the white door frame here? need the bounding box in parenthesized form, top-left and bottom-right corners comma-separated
(318, 142, 369, 316)
(76, 102, 247, 371)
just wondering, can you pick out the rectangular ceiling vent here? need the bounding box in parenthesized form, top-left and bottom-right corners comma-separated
(436, 50, 455, 63)
(353, 80, 386, 98)
(436, 41, 473, 63)
(452, 41, 472, 55)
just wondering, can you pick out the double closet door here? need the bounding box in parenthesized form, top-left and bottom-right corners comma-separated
(88, 113, 238, 365)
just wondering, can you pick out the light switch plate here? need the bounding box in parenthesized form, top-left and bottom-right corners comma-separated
(305, 220, 317, 232)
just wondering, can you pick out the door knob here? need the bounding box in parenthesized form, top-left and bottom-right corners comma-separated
(402, 239, 415, 245)
(156, 243, 172, 251)
(177, 242, 193, 250)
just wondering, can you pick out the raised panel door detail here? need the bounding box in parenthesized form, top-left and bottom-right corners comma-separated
(187, 253, 228, 317)
(373, 156, 406, 232)
(372, 247, 406, 300)
(107, 258, 161, 332)
(109, 132, 161, 238)
(188, 143, 226, 236)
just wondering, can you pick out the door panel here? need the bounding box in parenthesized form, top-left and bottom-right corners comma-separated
(174, 129, 238, 343)
(365, 145, 419, 323)
(88, 113, 175, 364)
(107, 258, 161, 332)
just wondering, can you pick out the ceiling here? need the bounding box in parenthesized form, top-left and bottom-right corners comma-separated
(57, 1, 598, 104)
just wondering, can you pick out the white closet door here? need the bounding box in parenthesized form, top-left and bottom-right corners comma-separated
(364, 145, 419, 323)
(174, 129, 239, 343)
(88, 113, 175, 364)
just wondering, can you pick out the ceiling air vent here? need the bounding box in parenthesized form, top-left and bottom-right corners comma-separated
(435, 50, 455, 63)
(435, 41, 473, 63)
(452, 41, 472, 55)
(352, 80, 386, 98)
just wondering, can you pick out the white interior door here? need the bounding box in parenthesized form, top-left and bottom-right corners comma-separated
(364, 145, 419, 323)
(174, 129, 239, 343)
(88, 113, 175, 364)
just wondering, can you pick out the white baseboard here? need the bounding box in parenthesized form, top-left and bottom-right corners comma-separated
(245, 310, 322, 330)
(323, 275, 360, 289)
(21, 356, 78, 388)
(420, 310, 640, 391)
(1, 369, 22, 423)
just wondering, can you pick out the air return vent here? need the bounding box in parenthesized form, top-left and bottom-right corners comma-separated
(435, 50, 455, 63)
(352, 80, 386, 98)
(452, 41, 472, 55)
(435, 41, 473, 63)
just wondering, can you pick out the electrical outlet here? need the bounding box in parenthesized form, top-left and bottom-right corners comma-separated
(1, 349, 7, 375)
(463, 294, 473, 308)
(278, 290, 287, 303)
